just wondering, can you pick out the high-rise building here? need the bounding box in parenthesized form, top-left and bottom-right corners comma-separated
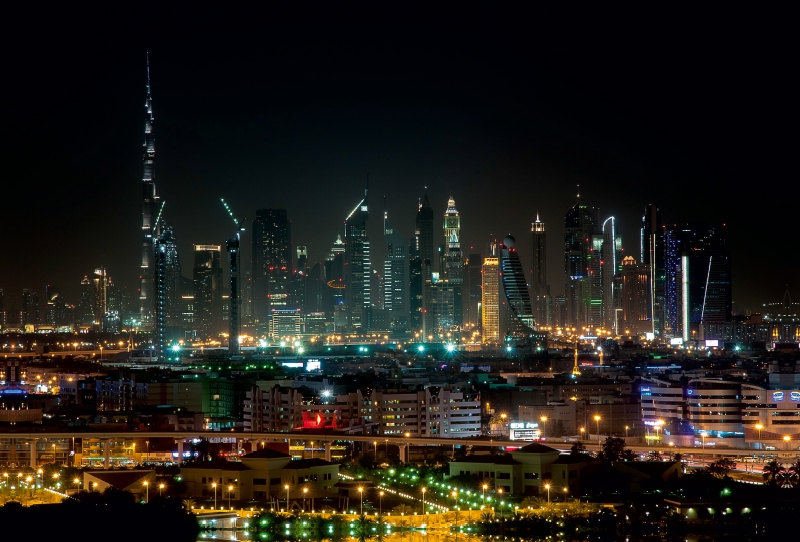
(442, 196, 463, 329)
(620, 256, 651, 336)
(21, 289, 39, 327)
(0, 289, 4, 329)
(481, 257, 500, 343)
(564, 200, 597, 328)
(530, 216, 550, 327)
(79, 276, 95, 324)
(296, 246, 308, 271)
(499, 235, 535, 339)
(410, 192, 434, 333)
(139, 54, 160, 329)
(344, 190, 371, 329)
(193, 245, 223, 339)
(324, 234, 346, 318)
(157, 225, 183, 327)
(252, 209, 292, 330)
(463, 253, 483, 330)
(384, 208, 408, 330)
(641, 204, 664, 336)
(601, 217, 617, 331)
(664, 224, 731, 341)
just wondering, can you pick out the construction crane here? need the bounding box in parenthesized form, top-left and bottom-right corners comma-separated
(221, 198, 245, 355)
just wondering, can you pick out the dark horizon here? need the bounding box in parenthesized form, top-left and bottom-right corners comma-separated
(1, 12, 795, 315)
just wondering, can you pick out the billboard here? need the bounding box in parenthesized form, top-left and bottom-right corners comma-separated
(670, 338, 684, 346)
(705, 339, 719, 347)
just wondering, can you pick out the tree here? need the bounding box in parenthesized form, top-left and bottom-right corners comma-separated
(601, 437, 626, 462)
(706, 457, 736, 478)
(646, 450, 661, 462)
(762, 460, 786, 486)
(620, 449, 637, 462)
(569, 442, 587, 455)
(673, 452, 684, 463)
(520, 496, 546, 509)
(785, 460, 800, 488)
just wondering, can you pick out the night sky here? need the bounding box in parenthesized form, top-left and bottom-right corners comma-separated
(1, 11, 795, 314)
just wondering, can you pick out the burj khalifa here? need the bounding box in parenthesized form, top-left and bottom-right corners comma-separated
(139, 53, 160, 328)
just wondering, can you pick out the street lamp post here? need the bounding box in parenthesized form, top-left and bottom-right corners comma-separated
(303, 487, 309, 513)
(540, 416, 548, 439)
(594, 415, 601, 440)
(755, 423, 763, 450)
(358, 486, 363, 515)
(144, 481, 149, 503)
(482, 483, 487, 504)
(544, 483, 550, 503)
(285, 484, 290, 512)
(784, 435, 791, 455)
(579, 427, 585, 440)
(497, 488, 503, 518)
(563, 486, 568, 502)
(380, 490, 385, 516)
(212, 483, 217, 509)
(420, 487, 425, 515)
(159, 483, 165, 497)
(625, 425, 629, 439)
(228, 485, 234, 510)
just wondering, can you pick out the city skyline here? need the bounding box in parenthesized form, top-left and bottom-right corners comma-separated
(2, 19, 795, 315)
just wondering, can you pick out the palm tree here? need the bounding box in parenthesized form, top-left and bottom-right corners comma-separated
(783, 460, 800, 488)
(762, 460, 786, 486)
(520, 496, 546, 509)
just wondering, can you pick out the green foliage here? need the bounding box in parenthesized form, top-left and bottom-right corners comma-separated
(570, 441, 587, 455)
(601, 436, 627, 462)
(706, 457, 736, 478)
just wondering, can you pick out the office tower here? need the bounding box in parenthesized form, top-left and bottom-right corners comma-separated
(430, 278, 455, 337)
(409, 192, 434, 333)
(530, 216, 550, 327)
(620, 256, 651, 335)
(482, 257, 500, 343)
(154, 238, 168, 358)
(93, 268, 110, 330)
(384, 208, 408, 330)
(79, 276, 95, 324)
(21, 289, 39, 327)
(664, 224, 731, 341)
(443, 196, 463, 329)
(324, 234, 346, 316)
(587, 234, 604, 328)
(344, 189, 371, 329)
(296, 246, 308, 271)
(157, 225, 183, 327)
(0, 289, 4, 328)
(417, 192, 435, 269)
(641, 204, 664, 337)
(499, 235, 535, 338)
(463, 253, 483, 330)
(252, 209, 292, 329)
(564, 199, 597, 328)
(44, 285, 66, 327)
(193, 245, 223, 338)
(601, 217, 617, 331)
(140, 54, 160, 328)
(226, 233, 242, 354)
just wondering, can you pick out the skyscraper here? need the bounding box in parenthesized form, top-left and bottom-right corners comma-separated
(193, 245, 223, 339)
(158, 225, 183, 327)
(664, 224, 731, 341)
(252, 209, 292, 330)
(384, 208, 408, 330)
(79, 276, 95, 324)
(482, 257, 500, 343)
(530, 216, 550, 327)
(620, 256, 651, 336)
(564, 200, 597, 328)
(140, 53, 160, 328)
(410, 192, 434, 334)
(641, 204, 664, 336)
(463, 253, 483, 330)
(499, 235, 535, 339)
(601, 217, 617, 331)
(442, 196, 463, 329)
(344, 190, 371, 329)
(21, 289, 39, 327)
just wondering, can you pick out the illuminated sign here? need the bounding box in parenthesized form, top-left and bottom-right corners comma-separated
(641, 387, 652, 396)
(670, 338, 684, 346)
(645, 332, 655, 341)
(281, 362, 304, 368)
(705, 339, 719, 347)
(772, 391, 785, 402)
(791, 391, 800, 402)
(687, 389, 693, 395)
(306, 360, 321, 371)
(509, 422, 539, 429)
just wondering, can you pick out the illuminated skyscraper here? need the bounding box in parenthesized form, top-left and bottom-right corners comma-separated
(530, 216, 550, 327)
(21, 289, 39, 327)
(252, 209, 292, 329)
(664, 224, 731, 341)
(564, 198, 597, 328)
(344, 189, 371, 329)
(601, 217, 617, 331)
(463, 253, 483, 329)
(499, 235, 535, 339)
(481, 257, 499, 343)
(620, 256, 651, 335)
(442, 196, 463, 328)
(193, 245, 223, 338)
(641, 204, 664, 336)
(409, 192, 433, 332)
(78, 276, 95, 324)
(140, 53, 160, 328)
(158, 225, 183, 327)
(384, 208, 408, 329)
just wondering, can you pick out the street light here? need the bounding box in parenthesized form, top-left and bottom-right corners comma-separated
(357, 486, 363, 515)
(212, 482, 217, 509)
(482, 483, 488, 503)
(285, 484, 290, 512)
(625, 425, 629, 439)
(420, 487, 425, 516)
(159, 483, 165, 496)
(452, 490, 459, 531)
(784, 435, 791, 453)
(544, 483, 550, 503)
(562, 486, 568, 502)
(579, 427, 585, 440)
(228, 485, 234, 510)
(380, 490, 385, 516)
(303, 487, 309, 513)
(144, 481, 149, 503)
(755, 423, 763, 450)
(594, 415, 601, 440)
(540, 416, 548, 439)
(497, 488, 503, 518)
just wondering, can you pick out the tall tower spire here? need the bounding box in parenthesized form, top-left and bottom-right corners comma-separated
(140, 53, 160, 329)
